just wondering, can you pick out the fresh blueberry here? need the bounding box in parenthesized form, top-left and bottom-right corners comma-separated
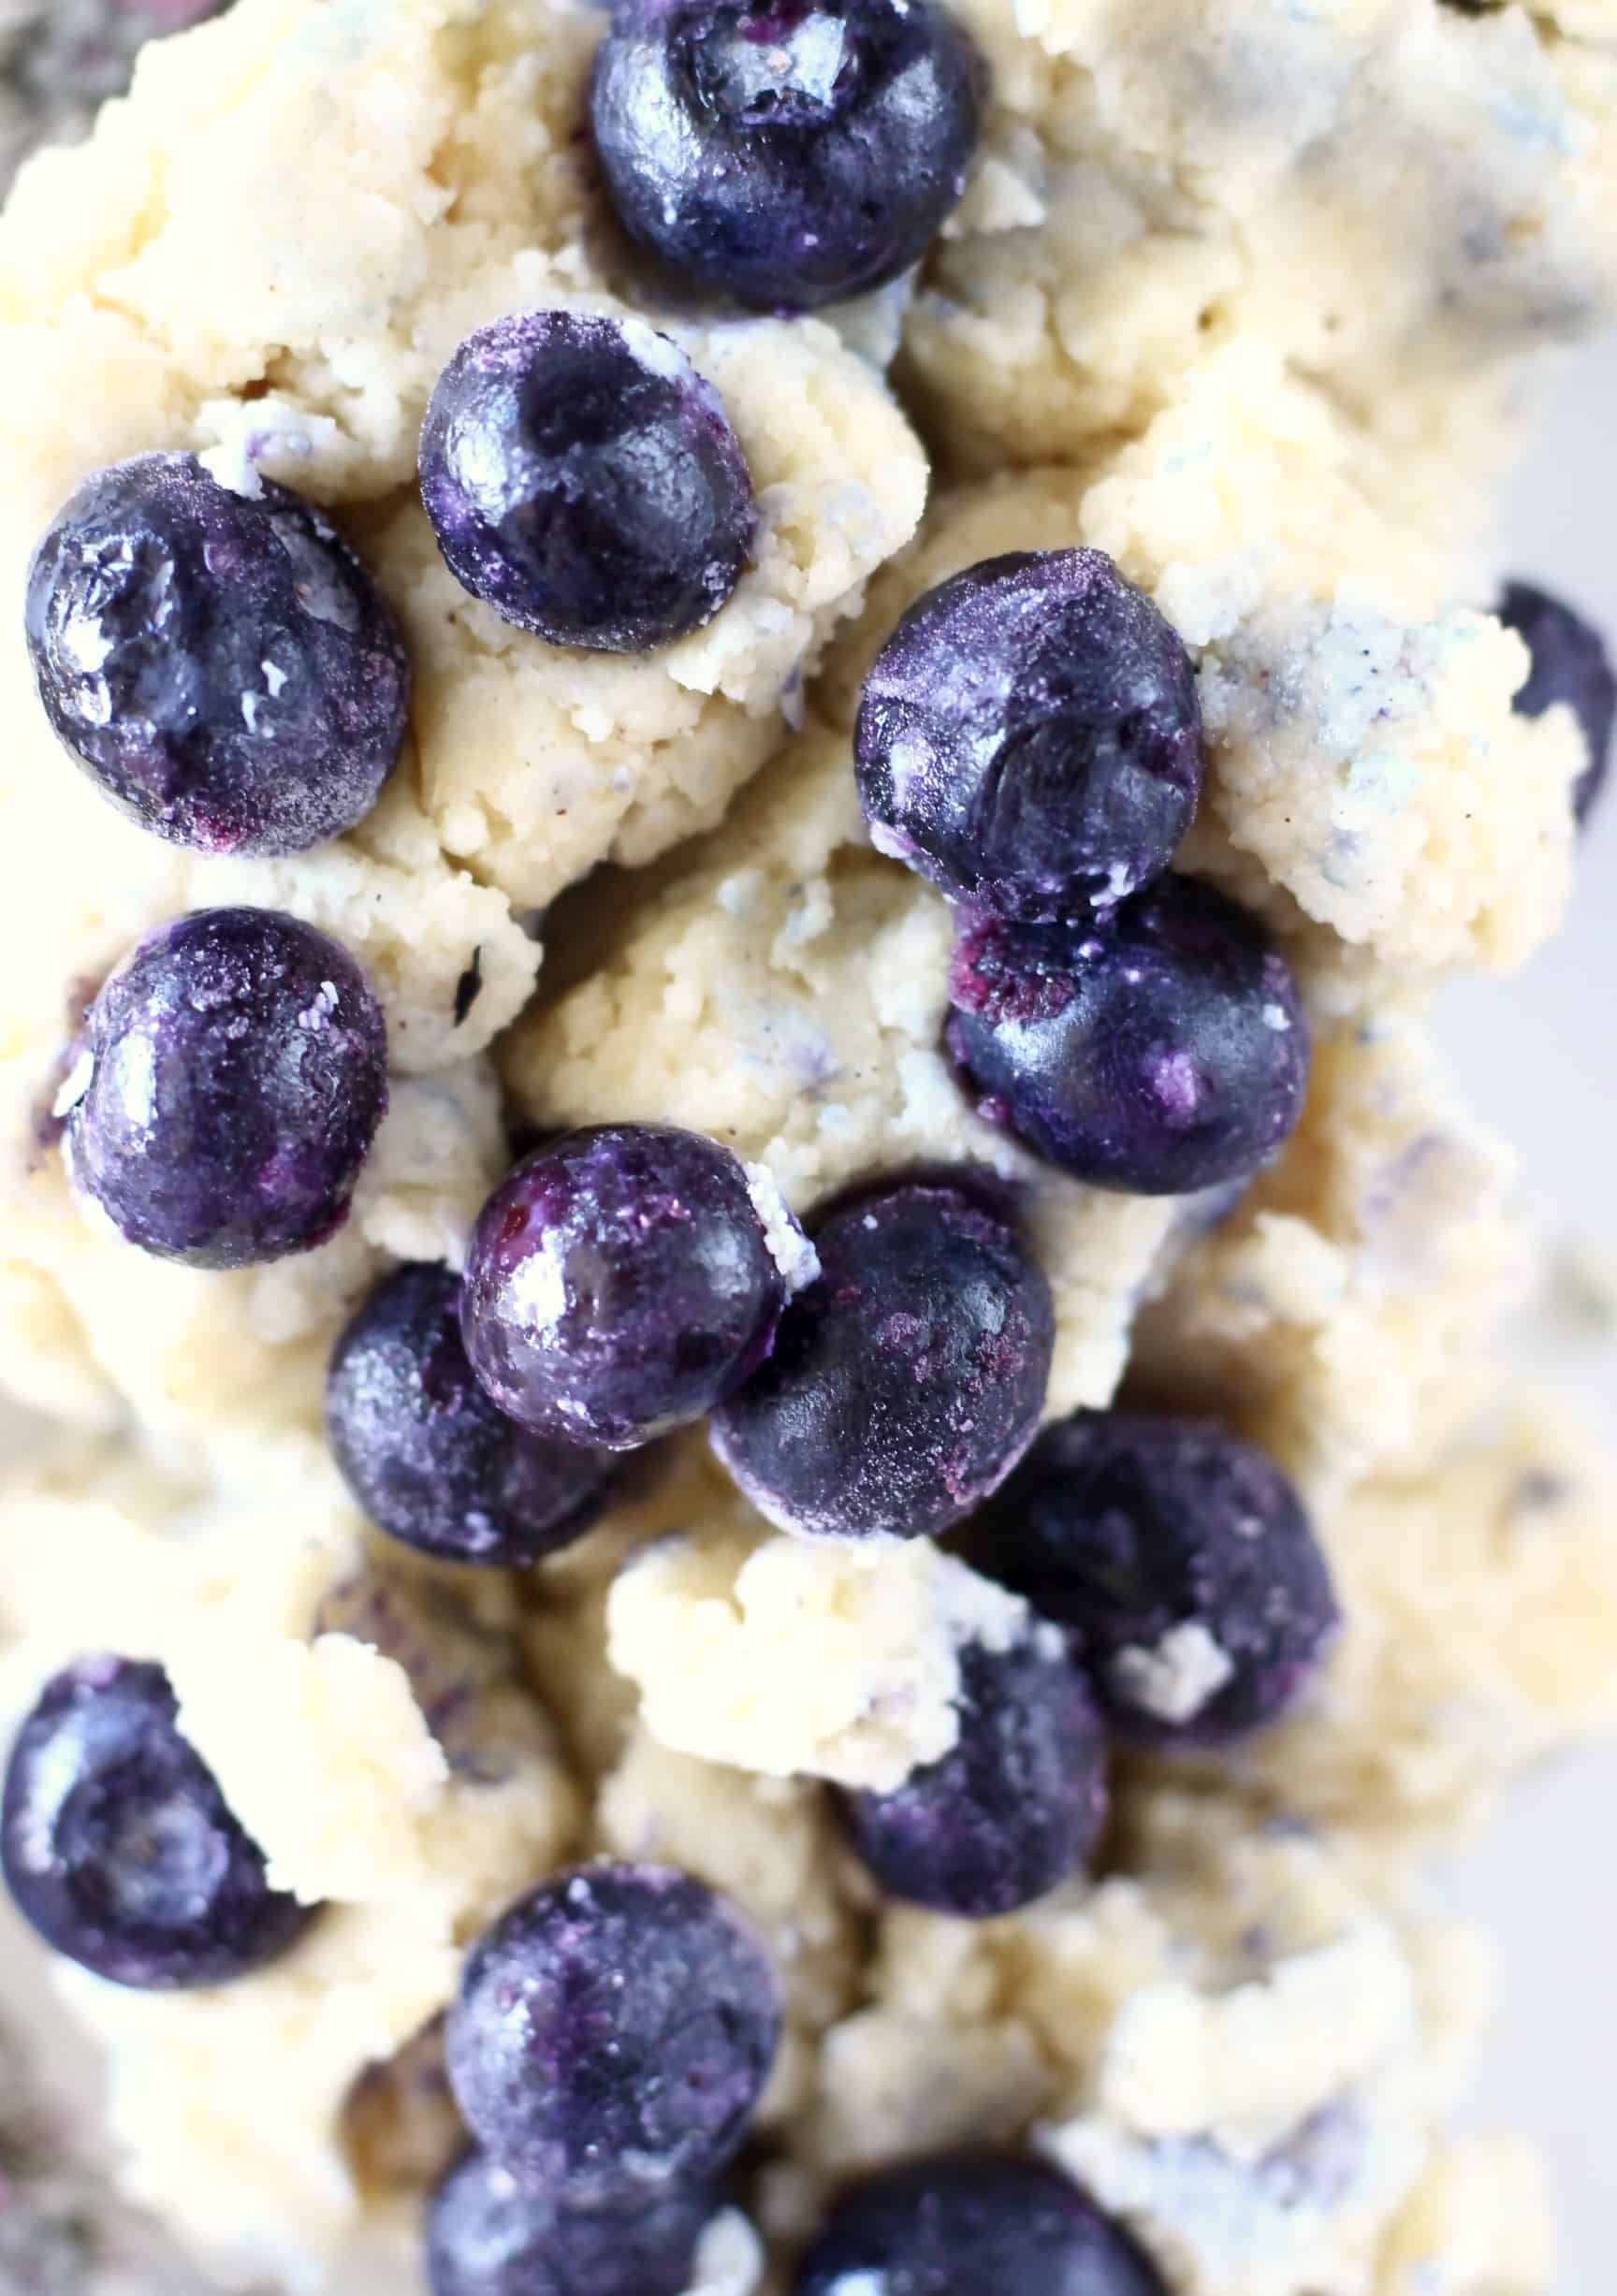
(839, 1630, 1108, 1916)
(327, 1263, 618, 1567)
(711, 1176, 1054, 1542)
(445, 1863, 780, 2204)
(1498, 578, 1614, 825)
(946, 876, 1309, 1196)
(794, 2154, 1168, 2296)
(24, 452, 408, 856)
(0, 1656, 314, 1990)
(420, 311, 752, 654)
(459, 1126, 801, 1451)
(590, 0, 983, 312)
(856, 551, 1203, 923)
(968, 1410, 1339, 1748)
(427, 2148, 718, 2296)
(62, 905, 388, 1270)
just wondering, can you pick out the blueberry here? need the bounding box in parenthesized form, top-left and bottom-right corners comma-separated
(794, 2154, 1168, 2296)
(0, 1656, 314, 1990)
(711, 1176, 1054, 1542)
(459, 1126, 799, 1451)
(946, 876, 1309, 1196)
(427, 2148, 718, 2296)
(839, 1631, 1108, 1917)
(968, 1410, 1339, 1748)
(61, 906, 388, 1269)
(856, 551, 1203, 923)
(590, 0, 983, 312)
(420, 312, 752, 654)
(24, 452, 408, 856)
(445, 1863, 779, 2204)
(327, 1263, 617, 1567)
(1498, 578, 1614, 826)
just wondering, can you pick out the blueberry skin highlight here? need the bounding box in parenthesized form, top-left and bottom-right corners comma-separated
(63, 906, 388, 1269)
(946, 876, 1309, 1197)
(1498, 578, 1614, 826)
(969, 1409, 1339, 1748)
(856, 550, 1203, 923)
(420, 311, 753, 653)
(1, 1657, 314, 1990)
(25, 452, 409, 856)
(590, 0, 983, 312)
(794, 2154, 1169, 2296)
(445, 1863, 780, 2205)
(840, 1631, 1108, 1917)
(427, 2149, 719, 2296)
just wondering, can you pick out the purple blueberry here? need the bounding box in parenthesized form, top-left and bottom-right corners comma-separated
(419, 311, 752, 654)
(445, 1863, 780, 2205)
(711, 1176, 1054, 1542)
(794, 2155, 1168, 2296)
(839, 1630, 1108, 1917)
(0, 1656, 314, 1990)
(61, 906, 388, 1269)
(855, 551, 1203, 923)
(968, 1410, 1339, 1748)
(327, 1263, 618, 1567)
(1498, 578, 1614, 825)
(946, 876, 1309, 1197)
(24, 452, 408, 856)
(459, 1126, 800, 1451)
(427, 2148, 718, 2296)
(590, 0, 983, 312)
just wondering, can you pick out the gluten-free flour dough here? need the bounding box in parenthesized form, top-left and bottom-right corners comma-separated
(0, 2, 1614, 2292)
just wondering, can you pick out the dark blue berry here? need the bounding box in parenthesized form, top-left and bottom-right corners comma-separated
(0, 1656, 314, 1990)
(590, 0, 983, 312)
(327, 1263, 617, 1567)
(24, 452, 409, 856)
(460, 1126, 797, 1451)
(1498, 578, 1614, 826)
(427, 2148, 718, 2296)
(839, 1630, 1107, 1916)
(420, 312, 752, 654)
(946, 876, 1309, 1197)
(62, 906, 388, 1269)
(445, 1863, 779, 2205)
(711, 1176, 1054, 1542)
(794, 2155, 1168, 2296)
(856, 551, 1203, 923)
(969, 1410, 1339, 1748)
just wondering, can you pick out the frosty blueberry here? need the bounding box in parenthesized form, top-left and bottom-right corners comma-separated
(445, 1863, 779, 2204)
(25, 452, 408, 855)
(427, 2149, 719, 2296)
(946, 876, 1310, 1196)
(969, 1409, 1339, 1747)
(0, 1657, 313, 1989)
(62, 906, 388, 1269)
(590, 0, 983, 312)
(711, 1175, 1054, 1541)
(1499, 578, 1614, 825)
(856, 551, 1203, 922)
(420, 311, 753, 653)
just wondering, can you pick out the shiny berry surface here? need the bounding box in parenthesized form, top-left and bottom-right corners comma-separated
(1499, 577, 1614, 826)
(427, 2149, 717, 2296)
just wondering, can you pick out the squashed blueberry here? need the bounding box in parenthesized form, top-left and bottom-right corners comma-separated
(62, 906, 388, 1269)
(839, 1629, 1108, 1916)
(25, 452, 408, 855)
(446, 1862, 779, 2204)
(460, 1125, 803, 1451)
(855, 551, 1203, 922)
(946, 876, 1310, 1196)
(0, 1656, 314, 1989)
(420, 311, 752, 653)
(711, 1176, 1054, 1541)
(1498, 577, 1615, 826)
(327, 1263, 617, 1567)
(969, 1409, 1339, 1747)
(427, 2148, 718, 2296)
(794, 2154, 1168, 2296)
(590, 0, 983, 312)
